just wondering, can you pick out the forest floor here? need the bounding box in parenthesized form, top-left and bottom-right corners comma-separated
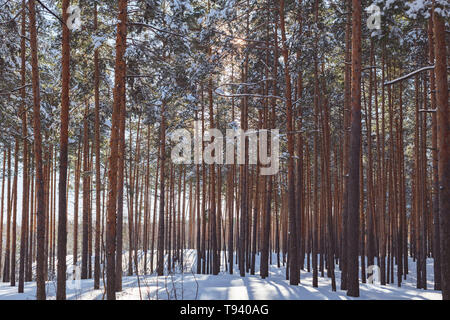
(0, 250, 442, 300)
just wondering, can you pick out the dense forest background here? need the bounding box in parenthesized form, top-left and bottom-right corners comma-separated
(0, 0, 449, 300)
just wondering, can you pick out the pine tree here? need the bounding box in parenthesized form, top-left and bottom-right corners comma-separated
(346, 0, 361, 298)
(56, 0, 71, 299)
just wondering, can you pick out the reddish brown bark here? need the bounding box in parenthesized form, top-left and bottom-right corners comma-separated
(106, 0, 128, 300)
(93, 3, 102, 291)
(433, 0, 450, 300)
(157, 101, 166, 276)
(56, 0, 70, 299)
(278, 0, 299, 285)
(346, 0, 361, 297)
(18, 0, 29, 293)
(29, 0, 46, 300)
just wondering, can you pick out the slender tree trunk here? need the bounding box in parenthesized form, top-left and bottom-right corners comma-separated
(81, 103, 90, 279)
(56, 0, 70, 299)
(346, 0, 361, 298)
(428, 12, 441, 291)
(2, 147, 11, 284)
(433, 0, 450, 300)
(196, 108, 202, 274)
(18, 0, 29, 293)
(93, 3, 102, 291)
(115, 37, 127, 292)
(151, 145, 160, 274)
(10, 138, 18, 286)
(157, 101, 166, 276)
(106, 0, 127, 300)
(0, 151, 5, 279)
(73, 139, 81, 278)
(29, 0, 46, 300)
(278, 0, 299, 285)
(341, 0, 351, 291)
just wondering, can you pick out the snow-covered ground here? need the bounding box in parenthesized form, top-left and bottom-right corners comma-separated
(0, 250, 442, 300)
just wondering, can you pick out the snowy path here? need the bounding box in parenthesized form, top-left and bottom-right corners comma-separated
(0, 251, 442, 300)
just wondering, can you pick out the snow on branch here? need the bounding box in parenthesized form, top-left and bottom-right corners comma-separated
(362, 66, 380, 71)
(128, 22, 191, 42)
(384, 65, 450, 86)
(214, 79, 283, 100)
(0, 7, 22, 25)
(215, 78, 274, 89)
(35, 0, 65, 26)
(383, 65, 435, 86)
(214, 88, 284, 101)
(0, 84, 31, 96)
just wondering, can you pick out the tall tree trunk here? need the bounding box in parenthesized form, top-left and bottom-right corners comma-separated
(2, 147, 11, 283)
(278, 0, 299, 286)
(151, 145, 160, 274)
(196, 108, 202, 274)
(428, 11, 440, 291)
(81, 103, 90, 279)
(346, 0, 361, 298)
(56, 0, 70, 299)
(115, 36, 127, 292)
(0, 151, 5, 279)
(18, 0, 29, 293)
(341, 0, 352, 291)
(433, 0, 450, 300)
(73, 138, 81, 278)
(29, 0, 46, 300)
(208, 74, 219, 275)
(93, 3, 102, 291)
(11, 138, 19, 286)
(106, 0, 127, 300)
(157, 102, 166, 276)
